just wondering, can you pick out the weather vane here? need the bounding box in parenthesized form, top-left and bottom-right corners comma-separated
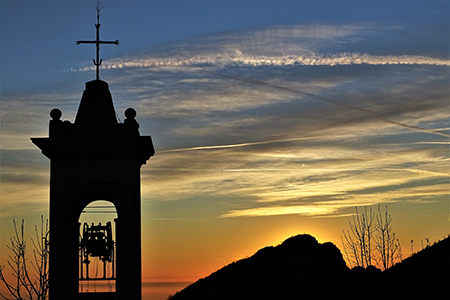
(76, 1, 119, 80)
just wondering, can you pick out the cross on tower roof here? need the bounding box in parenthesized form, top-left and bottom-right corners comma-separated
(77, 2, 119, 80)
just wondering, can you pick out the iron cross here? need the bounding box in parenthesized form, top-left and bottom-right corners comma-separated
(77, 3, 119, 80)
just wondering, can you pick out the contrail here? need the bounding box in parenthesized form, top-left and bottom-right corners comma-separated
(158, 136, 319, 153)
(159, 71, 448, 154)
(207, 72, 450, 138)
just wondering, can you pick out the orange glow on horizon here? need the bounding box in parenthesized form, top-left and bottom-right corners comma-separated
(140, 213, 350, 283)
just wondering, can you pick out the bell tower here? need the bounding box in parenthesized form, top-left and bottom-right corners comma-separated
(32, 80, 154, 300)
(31, 5, 154, 300)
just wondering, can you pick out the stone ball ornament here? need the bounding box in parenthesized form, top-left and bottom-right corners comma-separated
(50, 108, 62, 120)
(125, 108, 137, 120)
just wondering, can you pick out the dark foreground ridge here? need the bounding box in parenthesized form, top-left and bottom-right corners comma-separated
(168, 234, 449, 300)
(384, 235, 450, 297)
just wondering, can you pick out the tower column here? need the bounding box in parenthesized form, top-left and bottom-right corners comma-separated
(115, 160, 143, 300)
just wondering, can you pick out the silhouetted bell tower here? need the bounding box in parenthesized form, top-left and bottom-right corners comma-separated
(31, 4, 154, 300)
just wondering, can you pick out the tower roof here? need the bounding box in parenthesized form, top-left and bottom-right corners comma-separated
(31, 2, 155, 166)
(75, 79, 117, 124)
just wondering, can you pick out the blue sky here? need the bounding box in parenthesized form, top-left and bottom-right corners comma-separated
(2, 1, 448, 91)
(1, 1, 449, 295)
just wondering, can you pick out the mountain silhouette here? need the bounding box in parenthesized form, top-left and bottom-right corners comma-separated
(168, 234, 350, 299)
(168, 234, 450, 300)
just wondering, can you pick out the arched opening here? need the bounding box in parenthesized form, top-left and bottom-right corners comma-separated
(78, 200, 118, 294)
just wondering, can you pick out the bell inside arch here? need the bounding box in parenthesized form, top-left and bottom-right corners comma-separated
(78, 200, 118, 293)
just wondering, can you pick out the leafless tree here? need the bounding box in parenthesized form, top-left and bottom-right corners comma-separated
(341, 206, 375, 268)
(341, 205, 402, 270)
(0, 217, 49, 300)
(374, 205, 402, 270)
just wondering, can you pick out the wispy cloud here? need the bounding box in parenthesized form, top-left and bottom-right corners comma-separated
(220, 205, 341, 218)
(220, 182, 449, 218)
(71, 23, 450, 73)
(75, 52, 450, 72)
(142, 122, 449, 218)
(206, 72, 450, 138)
(0, 150, 49, 217)
(2, 21, 448, 223)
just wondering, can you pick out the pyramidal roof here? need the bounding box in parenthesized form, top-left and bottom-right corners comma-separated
(75, 79, 117, 124)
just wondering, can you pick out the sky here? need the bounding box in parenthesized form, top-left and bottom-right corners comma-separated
(1, 0, 449, 298)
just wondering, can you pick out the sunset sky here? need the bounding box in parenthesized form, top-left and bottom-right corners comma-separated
(1, 0, 449, 298)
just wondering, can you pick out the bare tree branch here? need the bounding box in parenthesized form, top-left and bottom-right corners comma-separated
(0, 217, 49, 300)
(375, 205, 402, 270)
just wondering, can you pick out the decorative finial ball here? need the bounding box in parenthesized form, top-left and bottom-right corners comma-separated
(50, 108, 62, 120)
(125, 108, 137, 120)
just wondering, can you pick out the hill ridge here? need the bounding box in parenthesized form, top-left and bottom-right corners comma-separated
(168, 234, 349, 299)
(168, 234, 450, 300)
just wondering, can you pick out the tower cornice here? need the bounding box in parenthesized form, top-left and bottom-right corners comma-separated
(31, 135, 154, 166)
